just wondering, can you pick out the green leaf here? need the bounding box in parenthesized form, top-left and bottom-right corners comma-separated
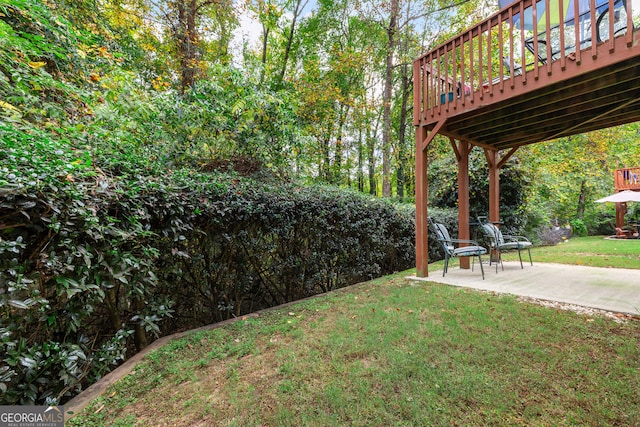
(8, 300, 29, 309)
(20, 357, 37, 369)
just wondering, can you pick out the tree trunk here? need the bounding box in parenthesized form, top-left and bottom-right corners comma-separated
(132, 298, 148, 351)
(333, 104, 348, 184)
(176, 0, 200, 91)
(322, 135, 331, 181)
(260, 25, 269, 83)
(367, 107, 382, 195)
(396, 63, 411, 198)
(381, 0, 399, 197)
(577, 179, 587, 218)
(396, 0, 414, 199)
(357, 128, 364, 192)
(279, 0, 307, 85)
(367, 133, 376, 195)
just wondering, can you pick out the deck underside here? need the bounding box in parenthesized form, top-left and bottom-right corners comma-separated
(416, 32, 640, 151)
(413, 0, 640, 277)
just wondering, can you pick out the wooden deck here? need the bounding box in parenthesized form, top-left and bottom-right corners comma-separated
(615, 167, 640, 190)
(413, 0, 640, 150)
(413, 0, 640, 277)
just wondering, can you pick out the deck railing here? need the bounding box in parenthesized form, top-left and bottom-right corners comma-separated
(414, 0, 636, 124)
(615, 167, 640, 190)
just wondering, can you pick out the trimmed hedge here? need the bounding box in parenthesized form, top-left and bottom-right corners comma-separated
(0, 172, 415, 405)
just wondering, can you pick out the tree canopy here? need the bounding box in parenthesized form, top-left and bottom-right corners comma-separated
(2, 0, 640, 406)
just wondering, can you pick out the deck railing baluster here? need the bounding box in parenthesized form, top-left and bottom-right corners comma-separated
(414, 0, 637, 119)
(478, 27, 484, 100)
(413, 59, 420, 125)
(498, 15, 503, 92)
(559, 0, 566, 69)
(487, 20, 493, 96)
(590, 0, 597, 58)
(520, 1, 527, 84)
(545, 0, 552, 75)
(469, 28, 476, 103)
(608, 0, 615, 52)
(423, 57, 429, 119)
(574, 0, 581, 63)
(460, 35, 466, 107)
(532, 0, 540, 79)
(626, 0, 633, 45)
(444, 47, 449, 110)
(509, 8, 515, 88)
(436, 52, 442, 114)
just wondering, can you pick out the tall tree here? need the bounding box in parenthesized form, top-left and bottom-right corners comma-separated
(151, 0, 237, 90)
(278, 0, 309, 85)
(381, 0, 400, 197)
(521, 125, 640, 227)
(293, 1, 383, 184)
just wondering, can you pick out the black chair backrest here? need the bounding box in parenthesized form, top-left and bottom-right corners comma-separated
(432, 222, 454, 255)
(481, 223, 505, 245)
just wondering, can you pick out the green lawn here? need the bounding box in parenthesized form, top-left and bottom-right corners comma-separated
(523, 235, 640, 268)
(68, 237, 640, 426)
(432, 235, 640, 271)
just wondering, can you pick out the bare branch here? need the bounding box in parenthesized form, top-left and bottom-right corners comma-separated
(398, 0, 472, 32)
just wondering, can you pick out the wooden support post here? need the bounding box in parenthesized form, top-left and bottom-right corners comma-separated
(415, 125, 429, 277)
(486, 149, 500, 224)
(456, 139, 471, 269)
(616, 202, 626, 229)
(415, 120, 446, 277)
(486, 149, 500, 263)
(483, 147, 520, 261)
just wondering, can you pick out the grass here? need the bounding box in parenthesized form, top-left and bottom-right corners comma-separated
(524, 235, 640, 268)
(432, 235, 640, 271)
(68, 237, 640, 426)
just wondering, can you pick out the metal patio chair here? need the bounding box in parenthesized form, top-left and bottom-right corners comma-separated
(430, 219, 487, 280)
(480, 221, 533, 272)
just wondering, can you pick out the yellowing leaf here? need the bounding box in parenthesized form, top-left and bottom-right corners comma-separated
(28, 61, 47, 69)
(0, 100, 20, 111)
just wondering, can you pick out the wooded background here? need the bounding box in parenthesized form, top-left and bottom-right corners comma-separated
(3, 0, 640, 224)
(2, 0, 640, 405)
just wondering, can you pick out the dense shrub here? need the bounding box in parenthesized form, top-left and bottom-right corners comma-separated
(583, 209, 617, 236)
(0, 168, 415, 405)
(569, 218, 588, 237)
(0, 0, 414, 406)
(429, 148, 531, 234)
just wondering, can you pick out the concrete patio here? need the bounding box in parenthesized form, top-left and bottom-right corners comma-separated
(410, 261, 640, 316)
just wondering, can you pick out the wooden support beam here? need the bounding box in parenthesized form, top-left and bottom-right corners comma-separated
(416, 120, 448, 277)
(484, 147, 520, 262)
(485, 149, 500, 225)
(423, 120, 446, 151)
(449, 137, 461, 161)
(415, 125, 430, 277)
(497, 146, 519, 169)
(616, 202, 626, 229)
(545, 97, 640, 142)
(456, 140, 472, 269)
(483, 147, 520, 220)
